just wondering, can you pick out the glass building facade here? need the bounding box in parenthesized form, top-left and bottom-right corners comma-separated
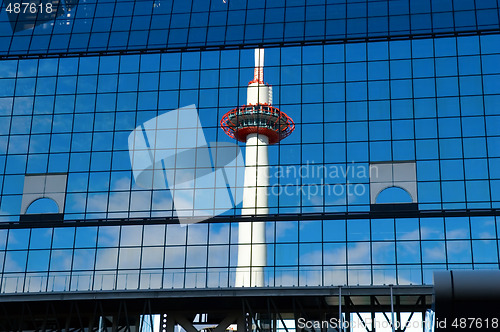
(0, 0, 499, 294)
(1, 0, 500, 56)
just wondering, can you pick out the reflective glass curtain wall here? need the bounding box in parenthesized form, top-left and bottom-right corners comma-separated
(1, 0, 499, 56)
(0, 0, 499, 293)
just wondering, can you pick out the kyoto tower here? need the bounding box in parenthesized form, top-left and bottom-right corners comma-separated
(220, 49, 295, 287)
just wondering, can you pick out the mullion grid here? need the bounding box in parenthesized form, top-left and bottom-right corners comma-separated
(452, 30, 470, 212)
(0, 59, 20, 221)
(217, 47, 233, 287)
(365, 25, 374, 286)
(2, 32, 500, 291)
(3, 48, 490, 215)
(408, 5, 419, 286)
(0, 229, 10, 292)
(65, 57, 81, 221)
(82, 57, 99, 220)
(478, 17, 500, 268)
(477, 35, 495, 209)
(0, 214, 499, 292)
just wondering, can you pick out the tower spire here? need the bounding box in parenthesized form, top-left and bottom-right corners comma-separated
(251, 48, 265, 84)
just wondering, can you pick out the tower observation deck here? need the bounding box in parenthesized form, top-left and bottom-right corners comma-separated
(220, 49, 295, 287)
(220, 49, 295, 145)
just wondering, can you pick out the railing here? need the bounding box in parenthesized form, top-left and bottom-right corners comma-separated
(0, 266, 431, 294)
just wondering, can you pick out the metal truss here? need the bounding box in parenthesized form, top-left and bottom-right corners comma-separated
(0, 286, 432, 332)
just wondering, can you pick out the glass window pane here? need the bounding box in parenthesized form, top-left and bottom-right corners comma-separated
(29, 228, 53, 249)
(97, 226, 120, 247)
(208, 245, 229, 267)
(95, 248, 118, 270)
(471, 217, 496, 239)
(422, 241, 446, 263)
(4, 251, 28, 273)
(166, 225, 186, 246)
(445, 217, 470, 240)
(446, 241, 472, 264)
(75, 227, 98, 248)
(143, 225, 166, 246)
(120, 225, 143, 247)
(165, 247, 185, 268)
(397, 241, 420, 264)
(118, 248, 141, 269)
(7, 229, 30, 250)
(347, 242, 370, 264)
(371, 219, 395, 241)
(52, 228, 75, 249)
(27, 250, 50, 272)
(73, 249, 96, 270)
(186, 246, 207, 268)
(323, 220, 346, 242)
(142, 247, 164, 269)
(50, 250, 73, 271)
(324, 243, 346, 265)
(472, 240, 498, 263)
(372, 242, 395, 264)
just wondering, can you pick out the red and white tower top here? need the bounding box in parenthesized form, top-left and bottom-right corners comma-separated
(220, 49, 295, 144)
(250, 48, 265, 85)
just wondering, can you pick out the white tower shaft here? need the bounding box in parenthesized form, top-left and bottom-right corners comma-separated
(224, 48, 293, 286)
(235, 49, 271, 287)
(235, 133, 269, 287)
